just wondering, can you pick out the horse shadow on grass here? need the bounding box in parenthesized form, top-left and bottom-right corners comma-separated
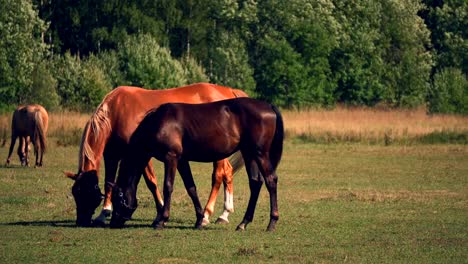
(3, 218, 208, 230)
(4, 220, 77, 228)
(1, 164, 32, 169)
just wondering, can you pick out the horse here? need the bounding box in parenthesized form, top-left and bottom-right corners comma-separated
(5, 104, 48, 167)
(110, 97, 284, 232)
(64, 83, 248, 227)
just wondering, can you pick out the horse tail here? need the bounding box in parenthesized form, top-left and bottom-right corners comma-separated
(33, 110, 47, 153)
(229, 151, 245, 175)
(270, 104, 284, 172)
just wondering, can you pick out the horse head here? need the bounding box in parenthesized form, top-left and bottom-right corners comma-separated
(109, 182, 137, 228)
(65, 170, 103, 227)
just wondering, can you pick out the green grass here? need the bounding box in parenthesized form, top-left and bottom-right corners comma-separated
(0, 140, 467, 263)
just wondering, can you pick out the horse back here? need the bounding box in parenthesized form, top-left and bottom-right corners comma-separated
(104, 83, 245, 141)
(12, 104, 48, 136)
(142, 98, 276, 162)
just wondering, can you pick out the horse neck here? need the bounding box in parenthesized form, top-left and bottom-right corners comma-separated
(117, 152, 147, 192)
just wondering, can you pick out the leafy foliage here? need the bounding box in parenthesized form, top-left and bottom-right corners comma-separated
(428, 67, 468, 114)
(0, 0, 465, 113)
(51, 52, 111, 111)
(29, 61, 60, 111)
(0, 0, 47, 110)
(118, 34, 187, 89)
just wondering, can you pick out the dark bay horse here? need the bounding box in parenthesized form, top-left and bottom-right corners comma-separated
(110, 97, 284, 231)
(6, 104, 48, 167)
(64, 83, 248, 227)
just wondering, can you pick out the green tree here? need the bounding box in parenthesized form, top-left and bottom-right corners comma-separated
(0, 0, 47, 109)
(428, 67, 467, 114)
(79, 59, 112, 111)
(330, 0, 385, 106)
(331, 0, 432, 107)
(251, 0, 338, 107)
(87, 51, 124, 89)
(29, 60, 60, 111)
(208, 31, 256, 94)
(180, 56, 209, 84)
(42, 0, 165, 56)
(380, 0, 432, 107)
(118, 34, 187, 89)
(422, 0, 467, 74)
(51, 52, 111, 111)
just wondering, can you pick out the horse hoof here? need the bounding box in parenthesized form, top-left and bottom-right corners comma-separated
(236, 224, 246, 231)
(91, 220, 106, 228)
(153, 221, 165, 230)
(201, 218, 210, 227)
(154, 225, 165, 230)
(102, 209, 112, 218)
(215, 217, 229, 225)
(92, 218, 106, 228)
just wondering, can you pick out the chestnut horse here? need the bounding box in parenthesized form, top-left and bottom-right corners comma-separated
(6, 104, 48, 167)
(65, 83, 248, 227)
(110, 98, 284, 231)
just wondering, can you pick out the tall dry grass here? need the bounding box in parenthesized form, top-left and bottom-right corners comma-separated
(283, 107, 468, 144)
(1, 107, 467, 146)
(47, 111, 91, 137)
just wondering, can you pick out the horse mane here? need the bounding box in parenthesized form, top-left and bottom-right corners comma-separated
(78, 89, 116, 171)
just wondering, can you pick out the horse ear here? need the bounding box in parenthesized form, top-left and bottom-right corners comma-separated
(64, 171, 78, 180)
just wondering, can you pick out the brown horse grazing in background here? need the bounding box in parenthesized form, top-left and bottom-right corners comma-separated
(110, 97, 284, 231)
(6, 104, 48, 167)
(65, 83, 248, 227)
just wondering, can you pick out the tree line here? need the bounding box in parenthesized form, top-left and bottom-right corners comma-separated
(0, 0, 466, 113)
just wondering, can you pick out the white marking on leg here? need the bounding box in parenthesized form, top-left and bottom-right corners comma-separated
(218, 210, 230, 223)
(202, 215, 210, 227)
(224, 189, 234, 213)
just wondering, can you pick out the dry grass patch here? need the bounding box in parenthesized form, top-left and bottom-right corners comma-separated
(283, 107, 468, 143)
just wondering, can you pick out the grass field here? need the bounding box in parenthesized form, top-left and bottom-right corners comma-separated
(0, 108, 467, 263)
(0, 139, 467, 263)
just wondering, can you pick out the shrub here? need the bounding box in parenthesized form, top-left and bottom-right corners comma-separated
(180, 56, 209, 84)
(119, 34, 187, 89)
(428, 67, 467, 115)
(51, 52, 111, 111)
(79, 60, 112, 111)
(29, 60, 61, 111)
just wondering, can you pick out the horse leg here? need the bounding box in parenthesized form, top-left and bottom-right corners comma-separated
(33, 138, 40, 168)
(256, 156, 279, 232)
(202, 159, 233, 226)
(23, 137, 31, 166)
(6, 133, 17, 166)
(141, 161, 164, 226)
(217, 159, 234, 224)
(154, 156, 178, 229)
(37, 137, 44, 167)
(236, 158, 263, 231)
(177, 159, 204, 229)
(94, 149, 120, 226)
(38, 146, 44, 167)
(17, 136, 25, 166)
